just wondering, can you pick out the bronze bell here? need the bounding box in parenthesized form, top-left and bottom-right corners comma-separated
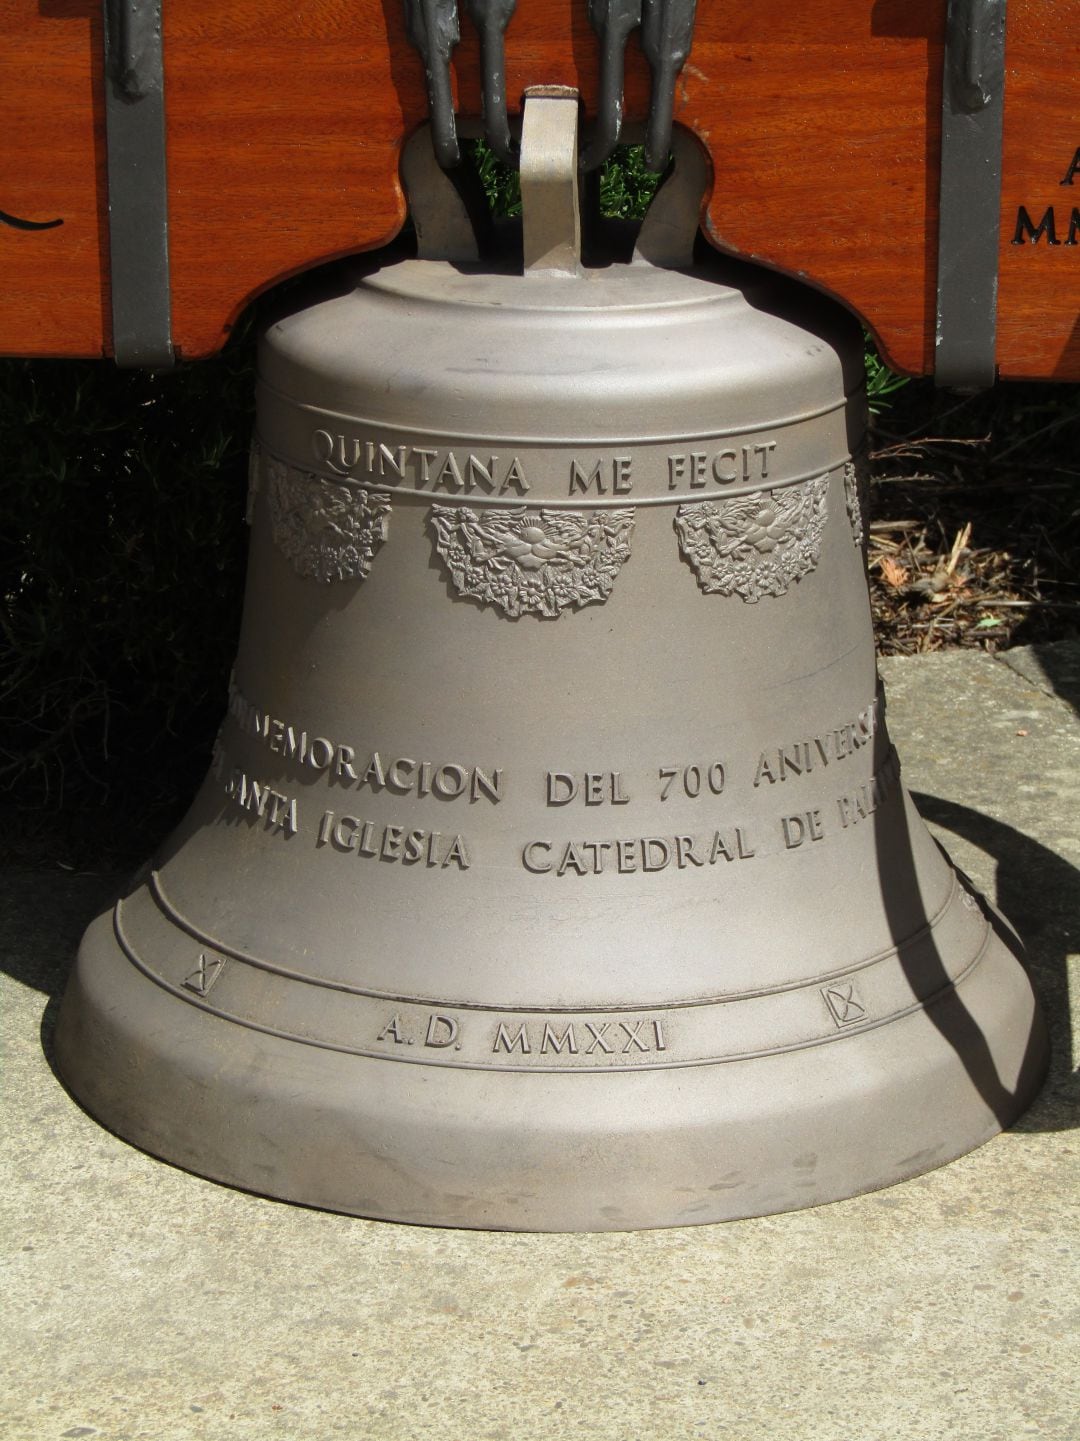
(55, 97, 1047, 1230)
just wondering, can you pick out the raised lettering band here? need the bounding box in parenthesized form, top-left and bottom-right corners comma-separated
(112, 868, 991, 1074)
(252, 390, 852, 510)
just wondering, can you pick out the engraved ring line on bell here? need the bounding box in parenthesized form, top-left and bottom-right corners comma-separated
(257, 381, 858, 444)
(139, 864, 969, 1014)
(111, 899, 994, 1076)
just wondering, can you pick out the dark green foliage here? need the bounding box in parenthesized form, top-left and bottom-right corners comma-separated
(469, 139, 522, 218)
(596, 146, 663, 219)
(0, 328, 256, 864)
(468, 141, 661, 221)
(864, 335, 910, 414)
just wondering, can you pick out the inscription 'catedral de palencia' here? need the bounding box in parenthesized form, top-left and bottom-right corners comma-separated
(219, 675, 890, 878)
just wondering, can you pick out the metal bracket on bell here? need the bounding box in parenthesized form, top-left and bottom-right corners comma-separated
(462, 0, 519, 164)
(402, 0, 463, 167)
(401, 95, 705, 275)
(631, 124, 709, 270)
(400, 125, 484, 262)
(581, 0, 643, 172)
(520, 90, 583, 276)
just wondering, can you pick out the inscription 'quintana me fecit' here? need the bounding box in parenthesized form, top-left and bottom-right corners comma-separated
(666, 442, 777, 491)
(565, 448, 778, 497)
(307, 429, 788, 498)
(312, 430, 530, 494)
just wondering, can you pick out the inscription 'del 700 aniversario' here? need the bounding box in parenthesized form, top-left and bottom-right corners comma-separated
(225, 679, 878, 805)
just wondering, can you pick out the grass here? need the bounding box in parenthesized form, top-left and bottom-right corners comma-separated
(469, 140, 663, 220)
(865, 337, 910, 414)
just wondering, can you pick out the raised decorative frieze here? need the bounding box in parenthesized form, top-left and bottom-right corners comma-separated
(430, 505, 636, 618)
(674, 474, 829, 602)
(844, 457, 868, 548)
(267, 458, 391, 584)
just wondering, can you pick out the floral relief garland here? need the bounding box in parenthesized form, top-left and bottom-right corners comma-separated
(844, 456, 869, 548)
(430, 505, 636, 618)
(267, 458, 391, 584)
(674, 474, 830, 602)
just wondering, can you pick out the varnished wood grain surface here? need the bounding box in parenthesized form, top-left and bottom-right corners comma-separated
(0, 0, 1076, 380)
(0, 2, 108, 357)
(998, 0, 1080, 381)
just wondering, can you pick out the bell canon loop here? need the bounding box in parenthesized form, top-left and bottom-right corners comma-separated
(55, 101, 1048, 1231)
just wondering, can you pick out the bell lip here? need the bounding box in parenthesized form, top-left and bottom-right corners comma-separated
(54, 899, 1049, 1234)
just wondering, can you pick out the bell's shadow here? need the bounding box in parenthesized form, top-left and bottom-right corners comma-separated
(1010, 642, 1080, 720)
(874, 772, 1076, 1135)
(908, 790, 1078, 1132)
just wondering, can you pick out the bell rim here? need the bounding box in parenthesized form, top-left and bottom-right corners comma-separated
(55, 888, 1049, 1233)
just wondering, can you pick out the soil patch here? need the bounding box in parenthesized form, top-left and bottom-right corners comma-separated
(867, 379, 1079, 655)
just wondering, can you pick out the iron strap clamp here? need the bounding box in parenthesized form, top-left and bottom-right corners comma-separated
(402, 0, 699, 173)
